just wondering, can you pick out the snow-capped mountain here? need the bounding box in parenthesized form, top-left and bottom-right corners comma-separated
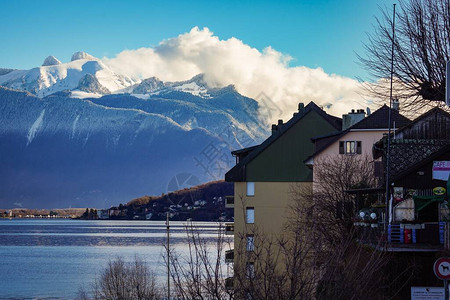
(0, 52, 137, 97)
(0, 52, 232, 101)
(131, 77, 166, 94)
(42, 56, 61, 66)
(0, 64, 268, 208)
(77, 73, 111, 94)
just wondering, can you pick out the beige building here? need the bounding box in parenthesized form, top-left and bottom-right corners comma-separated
(225, 102, 342, 294)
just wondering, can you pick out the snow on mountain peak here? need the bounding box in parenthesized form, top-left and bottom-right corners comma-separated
(42, 56, 62, 66)
(189, 73, 208, 87)
(71, 51, 95, 61)
(171, 74, 211, 98)
(76, 73, 110, 94)
(132, 77, 165, 94)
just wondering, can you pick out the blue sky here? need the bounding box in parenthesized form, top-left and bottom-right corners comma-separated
(0, 0, 387, 80)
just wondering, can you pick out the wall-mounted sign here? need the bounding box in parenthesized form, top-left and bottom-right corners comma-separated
(411, 286, 444, 300)
(434, 187, 447, 196)
(394, 187, 404, 201)
(433, 162, 450, 181)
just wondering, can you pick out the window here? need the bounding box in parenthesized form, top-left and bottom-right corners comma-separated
(246, 262, 255, 278)
(246, 182, 255, 196)
(339, 141, 361, 154)
(246, 207, 254, 224)
(246, 234, 254, 251)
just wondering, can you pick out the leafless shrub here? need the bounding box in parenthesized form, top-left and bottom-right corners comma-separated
(78, 256, 160, 300)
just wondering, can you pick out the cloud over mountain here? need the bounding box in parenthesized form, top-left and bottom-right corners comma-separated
(103, 27, 368, 122)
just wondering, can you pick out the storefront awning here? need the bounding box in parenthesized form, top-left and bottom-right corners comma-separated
(413, 195, 445, 212)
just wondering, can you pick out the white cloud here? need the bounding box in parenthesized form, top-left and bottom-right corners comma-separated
(103, 27, 370, 123)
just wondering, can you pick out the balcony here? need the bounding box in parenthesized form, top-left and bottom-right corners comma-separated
(225, 223, 234, 235)
(225, 277, 233, 290)
(354, 221, 448, 252)
(225, 196, 234, 208)
(225, 249, 234, 263)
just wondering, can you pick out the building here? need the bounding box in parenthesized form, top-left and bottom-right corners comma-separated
(305, 105, 411, 218)
(306, 105, 410, 171)
(97, 209, 109, 219)
(361, 107, 450, 250)
(225, 102, 342, 291)
(348, 107, 450, 298)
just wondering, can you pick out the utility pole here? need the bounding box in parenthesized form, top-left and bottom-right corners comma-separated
(166, 211, 170, 300)
(385, 3, 396, 237)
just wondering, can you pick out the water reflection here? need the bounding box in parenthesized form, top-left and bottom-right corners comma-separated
(0, 219, 230, 299)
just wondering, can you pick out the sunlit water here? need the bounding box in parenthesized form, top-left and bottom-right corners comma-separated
(0, 219, 229, 299)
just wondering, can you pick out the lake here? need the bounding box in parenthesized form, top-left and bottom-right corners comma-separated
(0, 219, 229, 299)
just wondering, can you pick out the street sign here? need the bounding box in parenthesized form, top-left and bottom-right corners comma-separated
(435, 258, 450, 280)
(411, 287, 444, 300)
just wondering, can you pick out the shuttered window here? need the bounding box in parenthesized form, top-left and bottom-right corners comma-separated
(339, 141, 362, 154)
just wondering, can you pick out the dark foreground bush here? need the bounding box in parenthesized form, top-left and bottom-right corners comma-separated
(77, 257, 160, 300)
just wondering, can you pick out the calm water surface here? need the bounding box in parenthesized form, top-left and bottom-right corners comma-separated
(0, 219, 225, 299)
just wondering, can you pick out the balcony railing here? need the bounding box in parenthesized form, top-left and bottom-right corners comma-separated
(225, 249, 234, 263)
(354, 221, 448, 252)
(225, 196, 234, 208)
(225, 223, 234, 235)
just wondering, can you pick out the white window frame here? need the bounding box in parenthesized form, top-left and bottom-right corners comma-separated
(246, 182, 255, 196)
(246, 207, 254, 224)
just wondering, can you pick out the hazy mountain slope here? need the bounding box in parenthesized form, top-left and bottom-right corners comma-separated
(0, 86, 267, 209)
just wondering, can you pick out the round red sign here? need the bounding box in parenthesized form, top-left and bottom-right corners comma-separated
(434, 257, 450, 280)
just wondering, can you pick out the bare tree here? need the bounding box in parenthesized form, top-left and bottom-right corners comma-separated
(77, 256, 160, 300)
(78, 155, 407, 299)
(165, 222, 234, 300)
(300, 154, 414, 299)
(231, 193, 322, 300)
(358, 0, 450, 113)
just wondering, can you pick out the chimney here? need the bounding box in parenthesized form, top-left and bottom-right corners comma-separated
(342, 108, 366, 130)
(298, 103, 304, 114)
(392, 99, 399, 111)
(277, 119, 283, 130)
(271, 124, 278, 135)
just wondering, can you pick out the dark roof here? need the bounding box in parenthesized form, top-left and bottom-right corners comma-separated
(231, 145, 259, 156)
(373, 107, 450, 158)
(392, 143, 450, 182)
(225, 102, 342, 182)
(392, 106, 450, 134)
(351, 105, 411, 130)
(311, 131, 343, 142)
(306, 105, 411, 161)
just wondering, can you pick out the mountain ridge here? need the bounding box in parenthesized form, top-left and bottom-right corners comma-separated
(0, 77, 267, 209)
